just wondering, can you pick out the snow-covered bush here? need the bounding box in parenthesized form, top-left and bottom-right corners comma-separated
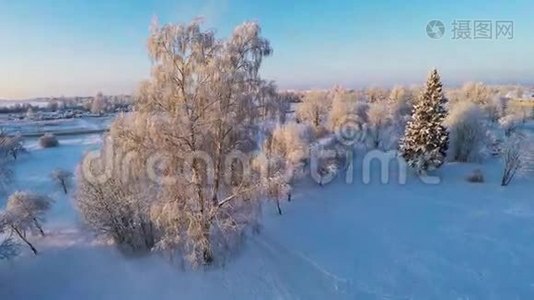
(445, 102, 488, 162)
(315, 158, 339, 186)
(39, 133, 59, 148)
(466, 169, 484, 183)
(500, 134, 534, 186)
(77, 135, 156, 254)
(1, 191, 53, 255)
(50, 168, 73, 194)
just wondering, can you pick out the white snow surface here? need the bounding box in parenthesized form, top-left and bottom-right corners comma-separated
(2, 128, 534, 299)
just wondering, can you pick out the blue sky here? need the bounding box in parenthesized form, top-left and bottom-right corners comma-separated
(0, 0, 532, 99)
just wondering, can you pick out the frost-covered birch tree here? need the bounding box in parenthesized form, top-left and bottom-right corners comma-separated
(259, 123, 311, 214)
(50, 168, 73, 194)
(1, 192, 53, 255)
(78, 19, 275, 266)
(296, 91, 330, 130)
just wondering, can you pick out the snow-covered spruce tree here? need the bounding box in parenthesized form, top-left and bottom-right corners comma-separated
(399, 69, 449, 173)
(78, 19, 274, 267)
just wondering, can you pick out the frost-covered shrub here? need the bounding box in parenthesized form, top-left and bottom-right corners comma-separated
(445, 102, 488, 162)
(39, 133, 59, 148)
(314, 156, 339, 186)
(500, 134, 534, 186)
(76, 144, 156, 254)
(466, 169, 484, 183)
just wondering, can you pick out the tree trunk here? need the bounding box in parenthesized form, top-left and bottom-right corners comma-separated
(33, 218, 45, 236)
(61, 181, 68, 194)
(12, 226, 38, 255)
(276, 198, 282, 215)
(201, 221, 213, 265)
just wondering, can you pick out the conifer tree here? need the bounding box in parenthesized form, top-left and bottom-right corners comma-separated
(400, 69, 449, 172)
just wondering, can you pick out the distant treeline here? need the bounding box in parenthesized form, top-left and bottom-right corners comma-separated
(0, 94, 133, 115)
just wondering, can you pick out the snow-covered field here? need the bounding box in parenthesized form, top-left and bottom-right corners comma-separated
(2, 127, 534, 299)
